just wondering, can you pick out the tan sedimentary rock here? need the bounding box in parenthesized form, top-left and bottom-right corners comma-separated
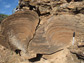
(28, 14, 84, 55)
(1, 10, 39, 59)
(42, 49, 80, 63)
(0, 0, 84, 63)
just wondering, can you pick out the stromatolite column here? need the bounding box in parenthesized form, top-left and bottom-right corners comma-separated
(1, 10, 39, 58)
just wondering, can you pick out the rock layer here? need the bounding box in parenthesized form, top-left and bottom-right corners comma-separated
(28, 14, 84, 55)
(1, 10, 39, 55)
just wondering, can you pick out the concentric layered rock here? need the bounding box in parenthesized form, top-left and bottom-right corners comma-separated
(1, 10, 39, 56)
(0, 0, 84, 63)
(28, 14, 84, 55)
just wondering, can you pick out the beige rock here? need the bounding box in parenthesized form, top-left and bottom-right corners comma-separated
(1, 10, 39, 59)
(43, 49, 80, 63)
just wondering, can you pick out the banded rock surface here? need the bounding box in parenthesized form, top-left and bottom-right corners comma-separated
(0, 10, 39, 58)
(28, 14, 84, 55)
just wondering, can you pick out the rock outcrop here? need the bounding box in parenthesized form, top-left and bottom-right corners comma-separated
(0, 0, 84, 63)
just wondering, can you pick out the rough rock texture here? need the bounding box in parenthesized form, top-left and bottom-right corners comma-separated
(18, 0, 84, 15)
(0, 44, 33, 63)
(28, 14, 84, 55)
(1, 10, 39, 59)
(42, 49, 80, 63)
(0, 0, 84, 63)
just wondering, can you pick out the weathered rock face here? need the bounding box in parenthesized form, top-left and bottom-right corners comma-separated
(42, 49, 80, 63)
(18, 0, 84, 15)
(28, 14, 84, 55)
(0, 44, 31, 63)
(0, 13, 84, 63)
(1, 10, 39, 58)
(0, 0, 84, 63)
